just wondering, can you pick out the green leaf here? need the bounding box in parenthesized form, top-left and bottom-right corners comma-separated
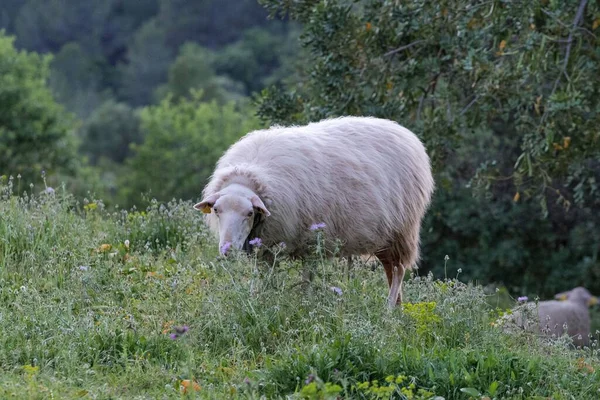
(460, 387, 480, 397)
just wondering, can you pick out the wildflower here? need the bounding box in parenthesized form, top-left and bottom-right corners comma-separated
(305, 374, 315, 385)
(244, 377, 251, 385)
(176, 325, 189, 334)
(79, 265, 89, 271)
(169, 325, 189, 340)
(97, 244, 112, 252)
(310, 222, 326, 231)
(329, 286, 343, 296)
(44, 187, 55, 195)
(220, 241, 232, 255)
(180, 379, 201, 394)
(278, 242, 286, 248)
(517, 296, 528, 303)
(124, 239, 130, 249)
(248, 237, 262, 247)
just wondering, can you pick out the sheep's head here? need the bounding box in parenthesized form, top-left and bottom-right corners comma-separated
(555, 286, 599, 307)
(194, 184, 270, 255)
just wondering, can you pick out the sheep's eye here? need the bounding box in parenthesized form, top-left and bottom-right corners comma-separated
(213, 207, 219, 214)
(247, 211, 254, 217)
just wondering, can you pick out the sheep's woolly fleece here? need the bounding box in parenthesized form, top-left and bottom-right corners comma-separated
(201, 116, 434, 269)
(499, 286, 598, 347)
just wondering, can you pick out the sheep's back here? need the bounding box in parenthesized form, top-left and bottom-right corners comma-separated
(537, 301, 590, 344)
(215, 117, 434, 255)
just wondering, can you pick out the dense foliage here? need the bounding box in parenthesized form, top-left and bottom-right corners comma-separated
(0, 0, 297, 208)
(256, 0, 600, 297)
(258, 0, 600, 210)
(0, 32, 77, 182)
(121, 92, 262, 207)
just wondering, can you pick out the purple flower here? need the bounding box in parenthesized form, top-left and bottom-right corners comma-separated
(244, 377, 251, 385)
(79, 265, 89, 271)
(310, 222, 326, 231)
(220, 241, 232, 255)
(305, 374, 315, 385)
(278, 242, 286, 249)
(517, 296, 528, 303)
(169, 325, 189, 340)
(248, 237, 262, 247)
(175, 325, 189, 334)
(329, 286, 343, 296)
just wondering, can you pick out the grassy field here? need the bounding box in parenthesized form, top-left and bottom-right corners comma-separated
(1, 183, 599, 399)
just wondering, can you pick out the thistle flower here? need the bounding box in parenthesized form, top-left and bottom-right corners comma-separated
(169, 325, 189, 340)
(329, 286, 343, 296)
(518, 296, 528, 303)
(310, 222, 326, 231)
(248, 237, 262, 247)
(220, 241, 232, 255)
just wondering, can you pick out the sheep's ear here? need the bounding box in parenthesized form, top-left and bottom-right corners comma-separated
(251, 195, 271, 217)
(555, 292, 568, 301)
(589, 296, 599, 306)
(194, 193, 220, 214)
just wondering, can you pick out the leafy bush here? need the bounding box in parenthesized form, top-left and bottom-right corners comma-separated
(0, 31, 77, 181)
(154, 42, 246, 104)
(255, 0, 600, 300)
(120, 91, 262, 207)
(79, 100, 142, 164)
(257, 0, 600, 210)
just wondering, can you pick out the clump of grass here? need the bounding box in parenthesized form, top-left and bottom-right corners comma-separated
(0, 184, 599, 399)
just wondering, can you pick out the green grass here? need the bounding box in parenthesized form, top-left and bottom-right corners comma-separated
(1, 184, 599, 399)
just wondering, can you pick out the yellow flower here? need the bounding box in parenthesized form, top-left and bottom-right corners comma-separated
(97, 244, 112, 252)
(22, 364, 39, 375)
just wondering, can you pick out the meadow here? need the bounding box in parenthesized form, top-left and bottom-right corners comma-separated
(1, 181, 599, 399)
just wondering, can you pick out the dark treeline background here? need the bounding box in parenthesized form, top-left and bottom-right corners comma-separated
(1, 0, 599, 300)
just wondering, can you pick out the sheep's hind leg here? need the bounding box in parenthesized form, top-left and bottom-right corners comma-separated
(376, 251, 405, 308)
(388, 264, 405, 307)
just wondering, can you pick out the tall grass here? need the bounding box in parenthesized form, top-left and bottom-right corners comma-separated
(0, 182, 599, 399)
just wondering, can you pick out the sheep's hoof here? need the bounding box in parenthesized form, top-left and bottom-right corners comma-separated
(386, 294, 402, 309)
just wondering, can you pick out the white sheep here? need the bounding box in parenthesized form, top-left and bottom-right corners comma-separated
(500, 287, 598, 347)
(194, 116, 434, 307)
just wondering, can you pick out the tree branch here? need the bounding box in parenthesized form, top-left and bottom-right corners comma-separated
(384, 40, 425, 57)
(550, 0, 588, 96)
(460, 95, 479, 116)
